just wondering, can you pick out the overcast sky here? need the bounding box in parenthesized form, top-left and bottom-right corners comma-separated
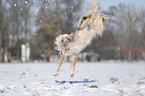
(87, 0, 145, 10)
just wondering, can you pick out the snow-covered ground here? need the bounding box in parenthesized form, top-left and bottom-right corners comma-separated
(0, 61, 145, 96)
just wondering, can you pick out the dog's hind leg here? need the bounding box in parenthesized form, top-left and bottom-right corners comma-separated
(54, 55, 65, 76)
(70, 55, 77, 77)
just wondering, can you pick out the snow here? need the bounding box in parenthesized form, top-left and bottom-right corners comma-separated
(25, 1, 28, 4)
(0, 61, 145, 96)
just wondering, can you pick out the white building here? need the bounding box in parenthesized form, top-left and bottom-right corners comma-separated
(21, 43, 30, 62)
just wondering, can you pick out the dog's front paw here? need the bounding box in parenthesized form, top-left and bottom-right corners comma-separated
(70, 73, 74, 77)
(54, 73, 59, 76)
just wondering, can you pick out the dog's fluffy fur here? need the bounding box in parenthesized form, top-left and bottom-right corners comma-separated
(54, 0, 109, 77)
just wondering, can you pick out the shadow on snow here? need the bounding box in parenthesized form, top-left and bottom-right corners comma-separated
(55, 79, 95, 84)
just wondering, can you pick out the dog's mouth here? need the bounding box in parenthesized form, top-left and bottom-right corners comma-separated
(102, 18, 105, 25)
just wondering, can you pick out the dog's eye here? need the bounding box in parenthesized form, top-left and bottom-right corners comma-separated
(83, 16, 88, 20)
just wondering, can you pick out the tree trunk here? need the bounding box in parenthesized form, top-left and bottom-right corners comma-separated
(6, 10, 11, 62)
(47, 56, 50, 62)
(10, 24, 16, 62)
(128, 48, 132, 62)
(143, 49, 145, 62)
(0, 0, 2, 62)
(16, 15, 20, 61)
(143, 25, 145, 62)
(0, 41, 1, 62)
(1, 29, 5, 62)
(25, 18, 28, 62)
(114, 46, 118, 61)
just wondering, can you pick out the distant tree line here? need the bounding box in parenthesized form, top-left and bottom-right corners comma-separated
(0, 0, 145, 62)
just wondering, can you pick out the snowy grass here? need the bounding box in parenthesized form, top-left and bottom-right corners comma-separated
(0, 61, 145, 96)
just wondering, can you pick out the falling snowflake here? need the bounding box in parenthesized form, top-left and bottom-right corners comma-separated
(53, 0, 56, 5)
(25, 1, 28, 4)
(33, 0, 36, 6)
(14, 4, 16, 6)
(40, 20, 42, 22)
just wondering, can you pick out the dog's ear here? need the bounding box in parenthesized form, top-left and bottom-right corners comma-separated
(100, 14, 110, 19)
(103, 15, 109, 19)
(92, 0, 98, 13)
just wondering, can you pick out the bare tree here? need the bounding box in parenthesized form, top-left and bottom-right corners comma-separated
(115, 4, 139, 62)
(5, 9, 11, 62)
(8, 0, 23, 61)
(0, 0, 8, 62)
(0, 0, 2, 61)
(139, 8, 145, 61)
(21, 0, 32, 62)
(34, 0, 62, 61)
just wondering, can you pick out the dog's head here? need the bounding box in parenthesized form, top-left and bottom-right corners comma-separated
(77, 0, 109, 30)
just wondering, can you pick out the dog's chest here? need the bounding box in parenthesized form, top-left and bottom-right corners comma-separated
(68, 29, 95, 54)
(78, 29, 95, 46)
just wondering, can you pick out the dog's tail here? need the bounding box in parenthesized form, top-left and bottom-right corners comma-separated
(54, 34, 69, 51)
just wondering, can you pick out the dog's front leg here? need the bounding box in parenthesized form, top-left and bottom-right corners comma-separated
(70, 55, 77, 77)
(54, 55, 65, 76)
